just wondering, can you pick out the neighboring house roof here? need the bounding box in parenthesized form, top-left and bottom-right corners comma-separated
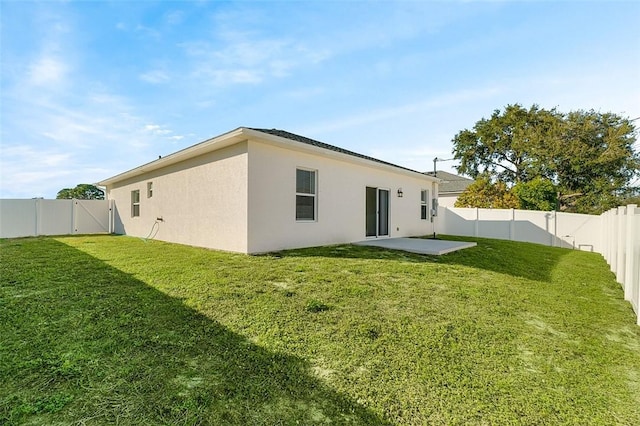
(425, 170, 473, 194)
(99, 127, 438, 186)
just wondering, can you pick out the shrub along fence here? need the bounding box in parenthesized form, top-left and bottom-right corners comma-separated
(0, 199, 112, 238)
(438, 205, 640, 325)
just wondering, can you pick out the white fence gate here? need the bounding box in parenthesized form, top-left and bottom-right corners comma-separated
(437, 205, 640, 325)
(0, 199, 112, 238)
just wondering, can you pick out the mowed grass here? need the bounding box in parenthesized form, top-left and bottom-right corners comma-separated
(1, 235, 640, 425)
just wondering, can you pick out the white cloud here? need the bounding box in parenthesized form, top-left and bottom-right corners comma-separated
(41, 117, 100, 145)
(206, 69, 262, 85)
(141, 123, 185, 144)
(475, 65, 640, 121)
(0, 145, 74, 198)
(135, 24, 160, 39)
(164, 10, 184, 26)
(284, 87, 326, 100)
(28, 54, 69, 86)
(140, 69, 170, 84)
(144, 123, 173, 136)
(0, 72, 187, 197)
(180, 28, 332, 87)
(221, 39, 289, 67)
(302, 86, 503, 135)
(5, 86, 141, 150)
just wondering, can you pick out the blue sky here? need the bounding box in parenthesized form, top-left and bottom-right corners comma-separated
(1, 0, 639, 199)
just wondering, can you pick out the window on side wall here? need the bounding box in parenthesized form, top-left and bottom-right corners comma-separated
(147, 181, 153, 198)
(131, 190, 140, 217)
(296, 168, 316, 221)
(421, 189, 429, 220)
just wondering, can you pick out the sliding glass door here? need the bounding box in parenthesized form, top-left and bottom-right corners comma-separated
(365, 187, 389, 238)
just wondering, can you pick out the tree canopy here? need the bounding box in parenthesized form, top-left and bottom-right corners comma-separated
(512, 177, 557, 211)
(454, 175, 519, 209)
(56, 184, 105, 200)
(452, 104, 639, 214)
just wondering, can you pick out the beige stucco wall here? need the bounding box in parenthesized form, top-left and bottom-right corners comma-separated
(246, 140, 436, 253)
(107, 142, 249, 253)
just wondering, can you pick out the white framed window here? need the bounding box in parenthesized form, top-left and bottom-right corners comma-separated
(147, 181, 153, 198)
(131, 190, 140, 217)
(296, 168, 316, 221)
(421, 189, 429, 220)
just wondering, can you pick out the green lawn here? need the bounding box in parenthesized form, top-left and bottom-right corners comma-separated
(1, 235, 639, 425)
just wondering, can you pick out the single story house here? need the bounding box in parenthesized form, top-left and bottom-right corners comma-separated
(98, 127, 440, 254)
(425, 170, 473, 208)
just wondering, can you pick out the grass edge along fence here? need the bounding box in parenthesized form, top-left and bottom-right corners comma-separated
(439, 204, 640, 325)
(2, 197, 638, 325)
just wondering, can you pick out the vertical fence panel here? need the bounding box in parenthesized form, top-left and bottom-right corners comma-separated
(513, 210, 556, 246)
(40, 200, 74, 235)
(0, 199, 37, 237)
(611, 209, 619, 273)
(616, 206, 627, 283)
(610, 209, 617, 270)
(631, 208, 640, 325)
(623, 205, 640, 324)
(477, 208, 511, 240)
(556, 211, 601, 252)
(624, 205, 635, 302)
(603, 210, 609, 263)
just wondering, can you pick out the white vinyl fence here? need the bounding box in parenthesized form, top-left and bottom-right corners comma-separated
(437, 207, 602, 251)
(600, 205, 640, 325)
(437, 205, 640, 325)
(0, 199, 112, 238)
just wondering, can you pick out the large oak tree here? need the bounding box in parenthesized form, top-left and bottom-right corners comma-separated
(452, 104, 639, 214)
(56, 184, 105, 200)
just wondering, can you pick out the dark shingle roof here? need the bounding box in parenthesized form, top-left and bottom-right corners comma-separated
(424, 170, 473, 194)
(249, 128, 425, 175)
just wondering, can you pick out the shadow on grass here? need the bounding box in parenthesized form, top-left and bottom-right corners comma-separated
(268, 235, 571, 283)
(0, 238, 388, 425)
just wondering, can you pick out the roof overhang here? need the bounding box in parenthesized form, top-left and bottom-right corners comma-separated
(241, 128, 439, 182)
(98, 127, 439, 186)
(97, 127, 247, 186)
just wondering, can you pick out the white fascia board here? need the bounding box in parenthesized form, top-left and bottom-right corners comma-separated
(97, 127, 247, 186)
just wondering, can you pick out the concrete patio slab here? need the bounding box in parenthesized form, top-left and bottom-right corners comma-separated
(354, 237, 477, 255)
